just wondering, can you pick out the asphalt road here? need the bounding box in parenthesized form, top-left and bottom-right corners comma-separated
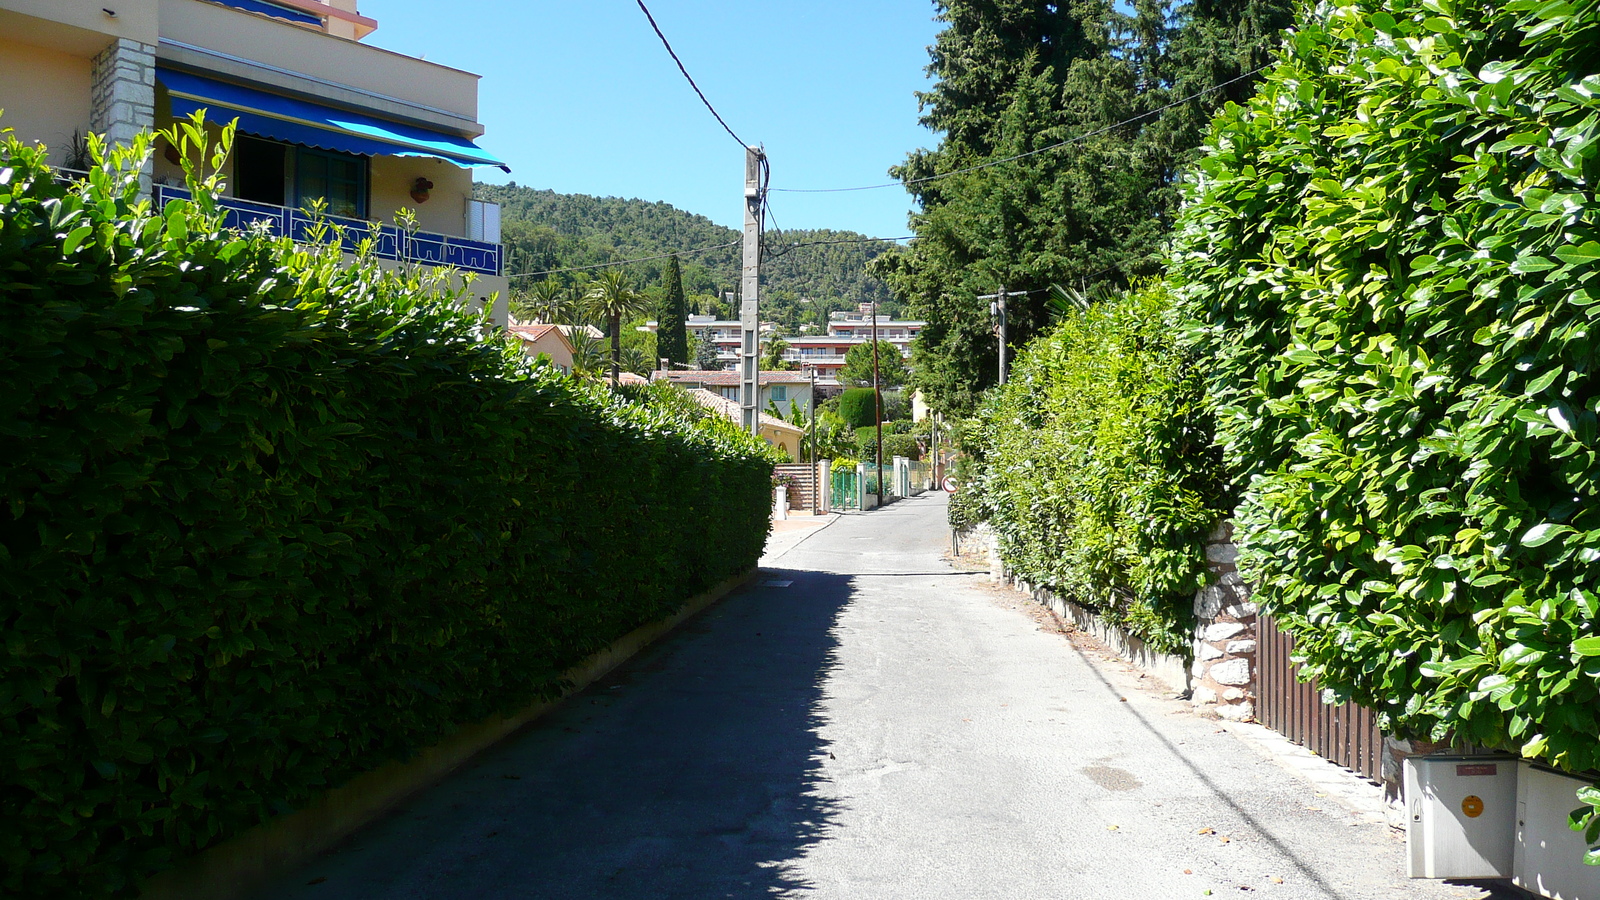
(268, 492, 1504, 900)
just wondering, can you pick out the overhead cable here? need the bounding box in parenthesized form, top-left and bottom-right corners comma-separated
(770, 66, 1269, 194)
(633, 0, 749, 149)
(507, 240, 742, 280)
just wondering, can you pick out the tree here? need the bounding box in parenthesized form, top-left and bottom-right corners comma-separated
(656, 254, 689, 366)
(837, 340, 908, 389)
(565, 328, 607, 381)
(583, 270, 649, 387)
(874, 0, 1292, 415)
(514, 277, 572, 324)
(693, 330, 721, 370)
(760, 336, 795, 371)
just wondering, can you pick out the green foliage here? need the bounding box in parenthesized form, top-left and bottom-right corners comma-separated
(656, 255, 689, 365)
(959, 285, 1232, 653)
(837, 388, 881, 429)
(1172, 0, 1600, 805)
(853, 428, 921, 462)
(876, 0, 1293, 415)
(0, 127, 772, 899)
(837, 340, 910, 389)
(478, 184, 903, 330)
(692, 329, 721, 370)
(584, 270, 648, 385)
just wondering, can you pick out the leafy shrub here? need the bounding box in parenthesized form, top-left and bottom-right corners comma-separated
(1172, 0, 1600, 836)
(853, 428, 921, 462)
(959, 284, 1231, 653)
(837, 387, 880, 428)
(0, 128, 772, 898)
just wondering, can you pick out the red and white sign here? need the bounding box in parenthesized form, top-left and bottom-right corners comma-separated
(942, 476, 957, 493)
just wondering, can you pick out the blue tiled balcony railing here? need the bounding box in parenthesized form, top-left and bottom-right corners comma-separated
(153, 185, 502, 277)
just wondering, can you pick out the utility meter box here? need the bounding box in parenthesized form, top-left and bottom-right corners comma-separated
(1406, 756, 1519, 879)
(1514, 763, 1600, 900)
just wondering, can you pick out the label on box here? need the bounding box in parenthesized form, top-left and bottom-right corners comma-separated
(1456, 764, 1498, 777)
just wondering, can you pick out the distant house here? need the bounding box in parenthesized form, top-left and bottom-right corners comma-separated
(650, 370, 813, 418)
(507, 324, 576, 374)
(685, 389, 804, 462)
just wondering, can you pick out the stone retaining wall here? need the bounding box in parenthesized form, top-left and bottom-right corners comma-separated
(1188, 523, 1258, 721)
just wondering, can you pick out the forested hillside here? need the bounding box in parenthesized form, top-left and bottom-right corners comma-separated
(475, 183, 902, 331)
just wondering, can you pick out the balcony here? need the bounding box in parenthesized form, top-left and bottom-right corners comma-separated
(153, 185, 503, 277)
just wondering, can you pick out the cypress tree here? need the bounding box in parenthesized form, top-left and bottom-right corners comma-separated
(876, 0, 1292, 415)
(656, 254, 689, 366)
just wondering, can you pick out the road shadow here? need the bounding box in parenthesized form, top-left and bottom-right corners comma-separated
(268, 568, 854, 900)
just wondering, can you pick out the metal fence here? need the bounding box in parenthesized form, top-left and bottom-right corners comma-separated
(831, 467, 862, 511)
(152, 185, 503, 276)
(1257, 614, 1384, 781)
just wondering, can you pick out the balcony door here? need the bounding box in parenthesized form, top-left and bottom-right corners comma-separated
(233, 135, 368, 219)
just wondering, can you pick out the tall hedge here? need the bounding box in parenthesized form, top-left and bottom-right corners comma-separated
(837, 387, 880, 428)
(0, 128, 773, 898)
(1172, 0, 1600, 838)
(954, 285, 1233, 653)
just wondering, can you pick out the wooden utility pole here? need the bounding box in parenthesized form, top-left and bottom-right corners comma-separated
(739, 146, 765, 435)
(872, 300, 883, 502)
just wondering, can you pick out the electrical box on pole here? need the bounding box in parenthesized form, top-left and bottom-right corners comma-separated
(739, 146, 764, 436)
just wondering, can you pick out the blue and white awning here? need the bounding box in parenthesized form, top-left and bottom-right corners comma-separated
(157, 67, 510, 172)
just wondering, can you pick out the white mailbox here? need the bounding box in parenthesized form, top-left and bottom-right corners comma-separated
(1515, 763, 1600, 900)
(1406, 756, 1519, 879)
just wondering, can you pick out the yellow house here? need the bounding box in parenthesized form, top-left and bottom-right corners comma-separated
(686, 389, 805, 462)
(0, 0, 509, 323)
(508, 323, 577, 375)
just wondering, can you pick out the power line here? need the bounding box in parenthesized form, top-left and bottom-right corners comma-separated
(507, 240, 742, 280)
(633, 0, 748, 149)
(771, 66, 1269, 194)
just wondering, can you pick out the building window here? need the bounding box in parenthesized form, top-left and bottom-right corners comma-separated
(771, 385, 788, 402)
(296, 146, 367, 218)
(721, 386, 739, 400)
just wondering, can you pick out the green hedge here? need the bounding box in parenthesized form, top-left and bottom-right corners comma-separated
(0, 128, 772, 898)
(956, 285, 1232, 653)
(1172, 0, 1600, 847)
(852, 427, 921, 462)
(837, 387, 880, 428)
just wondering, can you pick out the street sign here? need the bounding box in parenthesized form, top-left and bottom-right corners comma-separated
(942, 476, 957, 493)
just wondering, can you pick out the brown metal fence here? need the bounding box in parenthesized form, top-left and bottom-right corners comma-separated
(1257, 614, 1384, 782)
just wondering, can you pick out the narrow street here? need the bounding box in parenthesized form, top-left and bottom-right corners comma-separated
(269, 493, 1493, 900)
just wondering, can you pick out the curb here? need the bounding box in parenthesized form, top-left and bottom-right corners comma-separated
(139, 569, 759, 900)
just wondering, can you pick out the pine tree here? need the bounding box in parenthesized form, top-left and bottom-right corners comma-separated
(657, 254, 689, 366)
(876, 0, 1293, 415)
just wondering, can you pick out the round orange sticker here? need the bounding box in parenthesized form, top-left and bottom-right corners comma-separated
(1462, 795, 1485, 818)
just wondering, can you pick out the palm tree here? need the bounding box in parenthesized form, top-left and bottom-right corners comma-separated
(521, 278, 572, 324)
(566, 328, 607, 381)
(584, 270, 649, 387)
(621, 346, 652, 377)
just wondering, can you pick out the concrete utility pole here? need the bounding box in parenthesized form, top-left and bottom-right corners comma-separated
(872, 300, 883, 502)
(979, 288, 1009, 386)
(739, 145, 765, 436)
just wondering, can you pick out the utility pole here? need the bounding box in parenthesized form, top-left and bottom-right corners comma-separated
(872, 300, 883, 502)
(806, 364, 818, 512)
(979, 287, 1009, 385)
(739, 145, 765, 436)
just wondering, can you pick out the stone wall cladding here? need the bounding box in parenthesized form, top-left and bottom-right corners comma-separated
(90, 39, 157, 189)
(1190, 522, 1257, 721)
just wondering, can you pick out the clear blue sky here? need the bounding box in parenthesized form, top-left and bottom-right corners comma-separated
(361, 1, 944, 238)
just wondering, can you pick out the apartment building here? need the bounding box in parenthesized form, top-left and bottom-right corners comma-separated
(644, 306, 925, 386)
(0, 0, 509, 322)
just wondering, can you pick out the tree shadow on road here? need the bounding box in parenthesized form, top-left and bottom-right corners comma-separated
(269, 569, 855, 900)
